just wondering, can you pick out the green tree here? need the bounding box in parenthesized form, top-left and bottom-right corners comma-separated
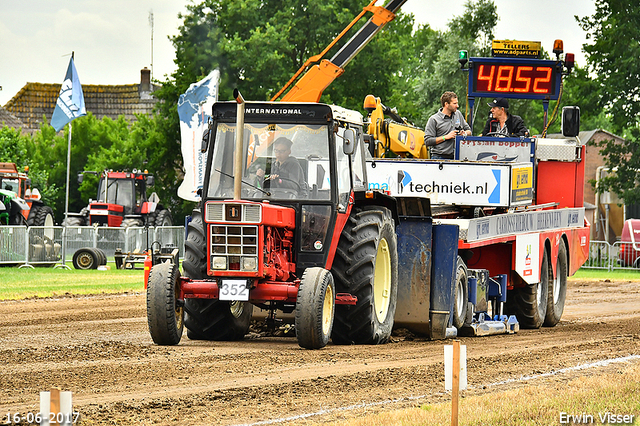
(413, 0, 498, 131)
(578, 0, 640, 133)
(575, 1, 640, 205)
(0, 125, 61, 213)
(153, 0, 420, 220)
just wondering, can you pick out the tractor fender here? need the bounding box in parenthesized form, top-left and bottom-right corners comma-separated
(140, 201, 157, 214)
(353, 190, 399, 226)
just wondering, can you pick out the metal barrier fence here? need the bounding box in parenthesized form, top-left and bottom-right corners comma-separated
(583, 240, 640, 271)
(2, 229, 638, 271)
(0, 226, 184, 267)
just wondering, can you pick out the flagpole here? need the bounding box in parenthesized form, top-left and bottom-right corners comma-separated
(52, 51, 83, 270)
(57, 51, 75, 270)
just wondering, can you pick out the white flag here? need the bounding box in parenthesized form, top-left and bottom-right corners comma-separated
(177, 69, 220, 201)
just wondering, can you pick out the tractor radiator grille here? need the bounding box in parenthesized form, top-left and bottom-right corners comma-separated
(205, 202, 261, 223)
(210, 225, 259, 271)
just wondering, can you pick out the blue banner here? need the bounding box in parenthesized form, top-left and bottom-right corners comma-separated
(51, 57, 86, 132)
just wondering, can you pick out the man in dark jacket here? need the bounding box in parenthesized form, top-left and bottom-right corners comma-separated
(481, 98, 529, 137)
(257, 137, 308, 197)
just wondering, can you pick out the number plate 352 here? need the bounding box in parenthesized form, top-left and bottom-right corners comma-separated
(219, 279, 250, 301)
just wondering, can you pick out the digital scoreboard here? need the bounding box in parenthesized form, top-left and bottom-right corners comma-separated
(469, 57, 562, 100)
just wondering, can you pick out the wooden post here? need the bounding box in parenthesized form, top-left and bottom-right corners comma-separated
(451, 340, 461, 426)
(50, 387, 61, 425)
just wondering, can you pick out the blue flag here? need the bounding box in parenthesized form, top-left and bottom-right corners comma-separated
(51, 57, 86, 132)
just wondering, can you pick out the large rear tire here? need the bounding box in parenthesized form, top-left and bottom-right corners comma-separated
(331, 206, 398, 345)
(544, 242, 567, 326)
(182, 209, 251, 341)
(27, 205, 54, 227)
(453, 256, 469, 329)
(507, 248, 549, 329)
(147, 262, 184, 345)
(121, 218, 144, 229)
(154, 209, 172, 227)
(295, 268, 335, 349)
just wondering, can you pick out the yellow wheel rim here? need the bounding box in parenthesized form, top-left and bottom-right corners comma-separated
(174, 279, 183, 329)
(373, 238, 392, 323)
(322, 282, 334, 336)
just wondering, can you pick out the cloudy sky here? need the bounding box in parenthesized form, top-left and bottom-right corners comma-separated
(0, 0, 596, 106)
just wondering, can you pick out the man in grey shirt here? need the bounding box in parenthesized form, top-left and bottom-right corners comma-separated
(424, 91, 472, 159)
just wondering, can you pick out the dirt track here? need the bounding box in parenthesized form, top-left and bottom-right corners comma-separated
(1, 278, 639, 425)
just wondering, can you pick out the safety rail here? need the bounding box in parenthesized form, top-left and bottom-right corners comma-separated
(0, 226, 184, 267)
(582, 240, 640, 271)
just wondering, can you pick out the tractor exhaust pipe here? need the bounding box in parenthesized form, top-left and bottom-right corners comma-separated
(233, 88, 245, 200)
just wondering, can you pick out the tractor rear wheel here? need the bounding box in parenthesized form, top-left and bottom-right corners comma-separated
(331, 206, 398, 345)
(453, 256, 469, 329)
(155, 209, 172, 227)
(147, 262, 184, 345)
(295, 268, 335, 349)
(72, 247, 99, 270)
(27, 205, 54, 227)
(544, 242, 568, 326)
(182, 209, 251, 340)
(121, 218, 144, 229)
(507, 248, 550, 328)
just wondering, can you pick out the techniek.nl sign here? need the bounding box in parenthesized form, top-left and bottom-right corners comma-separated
(365, 161, 511, 207)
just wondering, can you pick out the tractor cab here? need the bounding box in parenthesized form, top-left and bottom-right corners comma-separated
(202, 102, 368, 276)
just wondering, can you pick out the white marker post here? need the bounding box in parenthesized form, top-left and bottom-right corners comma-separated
(445, 341, 467, 426)
(39, 389, 73, 426)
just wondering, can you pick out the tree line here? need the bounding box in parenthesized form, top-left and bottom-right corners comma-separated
(1, 0, 637, 223)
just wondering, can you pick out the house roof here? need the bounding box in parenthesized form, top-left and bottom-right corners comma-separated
(546, 129, 624, 144)
(3, 69, 158, 132)
(0, 106, 24, 129)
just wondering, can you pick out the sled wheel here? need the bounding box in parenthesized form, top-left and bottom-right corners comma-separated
(453, 256, 469, 329)
(507, 248, 549, 328)
(295, 268, 335, 349)
(147, 262, 184, 345)
(544, 242, 567, 326)
(331, 206, 398, 344)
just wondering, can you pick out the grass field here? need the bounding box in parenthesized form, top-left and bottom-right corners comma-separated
(0, 266, 638, 302)
(572, 268, 640, 281)
(324, 364, 640, 426)
(0, 267, 144, 300)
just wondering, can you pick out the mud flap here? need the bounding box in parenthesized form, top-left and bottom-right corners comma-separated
(393, 218, 433, 335)
(394, 220, 458, 339)
(430, 224, 459, 339)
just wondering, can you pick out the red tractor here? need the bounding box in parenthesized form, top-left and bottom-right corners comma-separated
(64, 169, 172, 228)
(0, 162, 55, 227)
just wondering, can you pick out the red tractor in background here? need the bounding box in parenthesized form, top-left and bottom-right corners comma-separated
(0, 162, 55, 227)
(64, 169, 172, 228)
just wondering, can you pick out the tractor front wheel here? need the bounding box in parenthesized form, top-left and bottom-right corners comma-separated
(295, 267, 335, 349)
(147, 262, 184, 345)
(331, 206, 398, 345)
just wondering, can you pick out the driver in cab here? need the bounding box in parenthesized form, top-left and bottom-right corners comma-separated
(256, 137, 308, 197)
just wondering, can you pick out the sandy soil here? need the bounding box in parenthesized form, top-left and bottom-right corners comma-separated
(0, 278, 639, 425)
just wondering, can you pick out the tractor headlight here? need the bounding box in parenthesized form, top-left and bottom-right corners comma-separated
(211, 256, 227, 270)
(241, 256, 257, 271)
